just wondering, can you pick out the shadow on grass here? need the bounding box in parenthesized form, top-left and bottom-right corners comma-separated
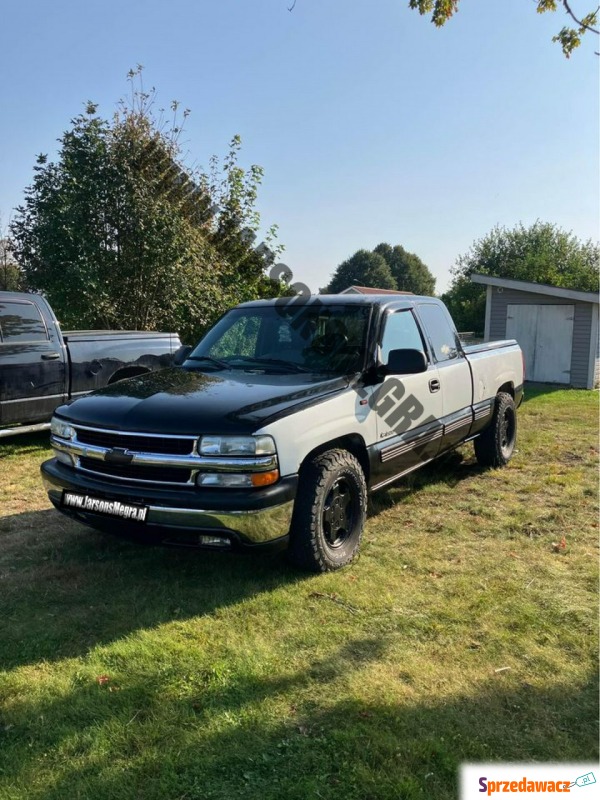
(0, 635, 597, 800)
(1, 451, 482, 671)
(368, 449, 483, 518)
(0, 508, 304, 671)
(0, 430, 52, 458)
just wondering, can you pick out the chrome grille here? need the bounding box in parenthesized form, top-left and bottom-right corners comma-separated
(72, 425, 195, 485)
(79, 457, 192, 484)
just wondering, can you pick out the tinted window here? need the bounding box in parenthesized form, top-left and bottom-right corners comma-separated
(0, 301, 48, 343)
(417, 304, 459, 362)
(380, 310, 425, 362)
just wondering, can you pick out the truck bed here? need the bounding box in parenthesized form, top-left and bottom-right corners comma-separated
(464, 339, 523, 405)
(462, 339, 519, 355)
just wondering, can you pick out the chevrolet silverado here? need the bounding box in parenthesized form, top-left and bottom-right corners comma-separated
(42, 294, 523, 571)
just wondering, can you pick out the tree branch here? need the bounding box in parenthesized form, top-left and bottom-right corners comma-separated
(561, 0, 599, 34)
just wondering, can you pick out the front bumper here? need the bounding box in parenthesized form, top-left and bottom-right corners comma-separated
(41, 459, 297, 549)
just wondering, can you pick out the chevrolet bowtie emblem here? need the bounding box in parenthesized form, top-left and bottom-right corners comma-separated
(104, 448, 134, 465)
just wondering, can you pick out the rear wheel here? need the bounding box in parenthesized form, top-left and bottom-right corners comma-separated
(474, 392, 517, 467)
(287, 449, 367, 572)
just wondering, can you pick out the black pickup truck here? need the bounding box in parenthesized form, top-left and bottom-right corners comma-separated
(0, 292, 182, 436)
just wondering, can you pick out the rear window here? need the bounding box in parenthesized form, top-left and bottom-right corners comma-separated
(0, 301, 49, 343)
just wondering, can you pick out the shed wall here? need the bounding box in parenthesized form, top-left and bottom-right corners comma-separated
(487, 287, 595, 388)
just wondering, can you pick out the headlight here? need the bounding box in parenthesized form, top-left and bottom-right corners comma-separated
(50, 416, 75, 440)
(199, 435, 276, 456)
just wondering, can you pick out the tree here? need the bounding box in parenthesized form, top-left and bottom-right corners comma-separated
(408, 0, 599, 58)
(203, 134, 283, 308)
(323, 249, 397, 293)
(10, 69, 283, 343)
(374, 242, 436, 295)
(442, 221, 600, 333)
(0, 219, 23, 291)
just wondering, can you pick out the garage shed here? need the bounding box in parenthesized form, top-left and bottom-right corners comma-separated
(471, 274, 599, 389)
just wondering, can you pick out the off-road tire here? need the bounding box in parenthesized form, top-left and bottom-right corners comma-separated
(287, 449, 367, 572)
(474, 391, 517, 468)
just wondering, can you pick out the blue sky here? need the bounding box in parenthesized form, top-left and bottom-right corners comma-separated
(1, 0, 598, 293)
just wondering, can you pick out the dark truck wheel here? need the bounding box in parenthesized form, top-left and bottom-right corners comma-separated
(287, 449, 367, 572)
(474, 391, 517, 468)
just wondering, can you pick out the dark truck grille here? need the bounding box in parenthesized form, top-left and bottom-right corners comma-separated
(73, 427, 196, 485)
(79, 457, 192, 484)
(76, 428, 195, 455)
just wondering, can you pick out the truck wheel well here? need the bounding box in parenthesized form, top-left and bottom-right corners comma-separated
(301, 434, 370, 483)
(108, 366, 150, 384)
(497, 382, 514, 398)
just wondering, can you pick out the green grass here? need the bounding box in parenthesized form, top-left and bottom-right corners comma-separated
(0, 385, 598, 800)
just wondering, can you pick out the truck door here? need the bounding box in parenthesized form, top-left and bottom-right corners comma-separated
(415, 303, 473, 452)
(371, 308, 443, 490)
(0, 298, 67, 425)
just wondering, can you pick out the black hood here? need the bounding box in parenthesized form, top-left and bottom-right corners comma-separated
(56, 367, 350, 434)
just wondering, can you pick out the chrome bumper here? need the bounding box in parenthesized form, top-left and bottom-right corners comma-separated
(42, 463, 294, 545)
(145, 502, 294, 543)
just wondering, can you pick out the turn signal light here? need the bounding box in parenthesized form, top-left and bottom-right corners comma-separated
(196, 469, 280, 488)
(250, 469, 279, 487)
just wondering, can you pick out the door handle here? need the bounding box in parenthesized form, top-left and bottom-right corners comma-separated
(429, 378, 440, 393)
(41, 352, 61, 360)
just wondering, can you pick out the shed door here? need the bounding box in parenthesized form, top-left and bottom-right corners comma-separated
(506, 304, 574, 384)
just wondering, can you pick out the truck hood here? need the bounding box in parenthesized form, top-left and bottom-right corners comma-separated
(56, 367, 350, 435)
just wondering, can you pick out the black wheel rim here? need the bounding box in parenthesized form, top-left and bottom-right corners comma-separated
(322, 477, 358, 548)
(500, 406, 516, 455)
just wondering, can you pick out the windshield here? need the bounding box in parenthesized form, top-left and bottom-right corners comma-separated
(187, 302, 372, 374)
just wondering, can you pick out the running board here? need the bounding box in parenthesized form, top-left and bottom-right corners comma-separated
(0, 422, 51, 439)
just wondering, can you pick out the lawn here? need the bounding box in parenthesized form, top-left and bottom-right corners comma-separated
(0, 386, 598, 800)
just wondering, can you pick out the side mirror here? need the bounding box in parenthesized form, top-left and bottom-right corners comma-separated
(385, 348, 427, 375)
(172, 344, 192, 366)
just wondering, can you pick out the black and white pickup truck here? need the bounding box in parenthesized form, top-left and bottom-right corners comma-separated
(42, 294, 524, 571)
(0, 292, 182, 436)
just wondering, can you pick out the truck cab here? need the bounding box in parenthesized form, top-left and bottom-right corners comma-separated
(0, 293, 67, 425)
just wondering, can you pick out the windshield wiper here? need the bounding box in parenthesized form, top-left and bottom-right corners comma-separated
(186, 355, 232, 370)
(228, 356, 311, 373)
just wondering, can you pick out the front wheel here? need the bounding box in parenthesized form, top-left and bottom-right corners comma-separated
(474, 392, 517, 468)
(287, 449, 367, 572)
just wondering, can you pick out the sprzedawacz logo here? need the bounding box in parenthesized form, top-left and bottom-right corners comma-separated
(478, 771, 596, 794)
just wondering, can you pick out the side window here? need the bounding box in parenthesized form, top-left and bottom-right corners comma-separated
(380, 310, 426, 363)
(417, 304, 459, 362)
(0, 301, 48, 343)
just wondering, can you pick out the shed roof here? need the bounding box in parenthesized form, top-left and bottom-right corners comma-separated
(470, 274, 598, 304)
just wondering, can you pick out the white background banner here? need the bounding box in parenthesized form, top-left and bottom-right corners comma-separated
(460, 763, 598, 800)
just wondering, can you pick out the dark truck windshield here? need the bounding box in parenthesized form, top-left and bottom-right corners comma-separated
(187, 302, 372, 374)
